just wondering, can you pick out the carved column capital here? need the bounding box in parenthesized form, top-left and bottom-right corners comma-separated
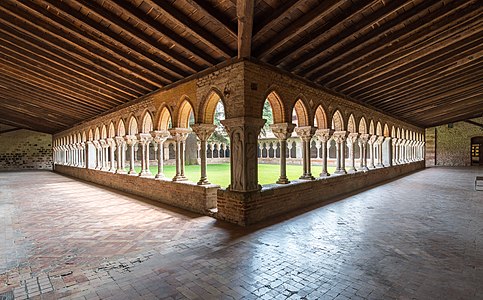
(191, 124, 217, 142)
(333, 131, 348, 143)
(314, 128, 334, 143)
(359, 133, 370, 143)
(270, 123, 295, 140)
(368, 134, 378, 144)
(347, 132, 360, 144)
(136, 133, 153, 145)
(168, 128, 192, 142)
(115, 136, 125, 147)
(150, 130, 170, 144)
(376, 136, 386, 144)
(294, 126, 316, 141)
(124, 135, 138, 146)
(106, 138, 116, 148)
(92, 140, 100, 148)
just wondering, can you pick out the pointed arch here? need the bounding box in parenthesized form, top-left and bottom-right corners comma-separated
(101, 124, 107, 139)
(94, 127, 100, 140)
(82, 131, 87, 142)
(88, 129, 94, 141)
(391, 126, 396, 138)
(141, 111, 154, 133)
(265, 91, 285, 124)
(201, 89, 225, 124)
(314, 105, 328, 129)
(376, 122, 382, 136)
(155, 105, 172, 130)
(383, 124, 390, 137)
(128, 115, 139, 135)
(396, 128, 401, 139)
(116, 119, 126, 136)
(347, 114, 356, 133)
(292, 99, 309, 127)
(108, 122, 116, 138)
(369, 120, 375, 135)
(406, 129, 410, 140)
(178, 98, 195, 128)
(77, 133, 82, 143)
(331, 110, 344, 131)
(359, 117, 368, 134)
(72, 134, 76, 144)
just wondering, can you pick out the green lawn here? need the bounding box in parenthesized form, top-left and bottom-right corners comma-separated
(132, 163, 336, 187)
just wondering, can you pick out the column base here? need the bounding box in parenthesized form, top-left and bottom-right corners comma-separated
(299, 174, 315, 180)
(172, 175, 188, 181)
(276, 177, 290, 184)
(197, 177, 211, 185)
(334, 169, 347, 175)
(319, 172, 330, 177)
(139, 172, 153, 178)
(116, 169, 127, 175)
(360, 166, 369, 171)
(347, 168, 357, 174)
(376, 163, 384, 168)
(128, 169, 137, 175)
(155, 173, 165, 180)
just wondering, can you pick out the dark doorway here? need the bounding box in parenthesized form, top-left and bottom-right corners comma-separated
(471, 137, 483, 166)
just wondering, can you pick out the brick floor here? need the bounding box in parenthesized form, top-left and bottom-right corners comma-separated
(0, 168, 482, 299)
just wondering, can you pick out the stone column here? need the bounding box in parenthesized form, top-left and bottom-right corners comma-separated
(168, 128, 191, 181)
(385, 137, 393, 167)
(221, 117, 265, 192)
(136, 133, 153, 177)
(333, 131, 348, 175)
(100, 139, 109, 171)
(151, 130, 170, 179)
(191, 124, 217, 185)
(347, 133, 359, 173)
(92, 141, 100, 169)
(368, 135, 377, 169)
(392, 138, 399, 164)
(115, 137, 126, 174)
(270, 123, 295, 184)
(376, 136, 385, 168)
(314, 128, 333, 177)
(124, 135, 138, 175)
(106, 138, 116, 173)
(295, 126, 316, 180)
(358, 134, 369, 171)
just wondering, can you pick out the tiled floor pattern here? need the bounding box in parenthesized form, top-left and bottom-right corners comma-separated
(0, 168, 482, 299)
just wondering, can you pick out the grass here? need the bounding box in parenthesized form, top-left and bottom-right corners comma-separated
(131, 163, 336, 187)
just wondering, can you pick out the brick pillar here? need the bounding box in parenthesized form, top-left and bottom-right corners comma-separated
(169, 128, 191, 181)
(221, 117, 265, 192)
(151, 130, 170, 179)
(270, 123, 295, 184)
(314, 128, 333, 177)
(191, 124, 217, 185)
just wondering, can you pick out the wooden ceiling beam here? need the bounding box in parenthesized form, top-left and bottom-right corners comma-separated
(344, 33, 482, 96)
(321, 1, 480, 87)
(4, 0, 169, 88)
(254, 0, 341, 59)
(0, 24, 144, 98)
(142, 0, 234, 58)
(290, 0, 412, 74)
(413, 101, 483, 127)
(0, 46, 127, 106)
(0, 104, 74, 128)
(0, 113, 56, 133)
(366, 61, 483, 106)
(237, 0, 254, 58)
(40, 0, 190, 79)
(183, 0, 237, 39)
(252, 0, 300, 42)
(85, 0, 216, 67)
(0, 7, 156, 93)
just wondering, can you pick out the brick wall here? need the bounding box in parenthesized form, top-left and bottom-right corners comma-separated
(54, 165, 219, 215)
(217, 161, 424, 225)
(425, 117, 483, 166)
(0, 129, 52, 170)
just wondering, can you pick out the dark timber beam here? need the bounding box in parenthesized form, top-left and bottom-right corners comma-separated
(237, 0, 254, 58)
(252, 0, 300, 42)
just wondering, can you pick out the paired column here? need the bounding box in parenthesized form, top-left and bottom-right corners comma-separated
(92, 141, 101, 169)
(221, 117, 265, 192)
(169, 128, 191, 181)
(270, 123, 295, 184)
(376, 136, 385, 168)
(191, 124, 217, 185)
(358, 134, 369, 171)
(347, 133, 359, 173)
(151, 130, 171, 180)
(107, 138, 116, 172)
(314, 129, 333, 177)
(124, 135, 138, 175)
(115, 137, 127, 174)
(333, 131, 348, 175)
(99, 139, 109, 171)
(295, 126, 316, 180)
(368, 135, 377, 169)
(136, 133, 153, 177)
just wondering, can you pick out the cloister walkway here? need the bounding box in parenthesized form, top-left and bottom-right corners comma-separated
(1, 168, 482, 299)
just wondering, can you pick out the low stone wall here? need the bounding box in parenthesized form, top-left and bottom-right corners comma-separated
(217, 161, 425, 225)
(54, 165, 219, 215)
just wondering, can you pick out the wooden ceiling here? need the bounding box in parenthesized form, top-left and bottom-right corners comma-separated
(0, 0, 481, 133)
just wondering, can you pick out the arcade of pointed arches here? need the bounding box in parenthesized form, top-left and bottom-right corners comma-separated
(53, 89, 425, 191)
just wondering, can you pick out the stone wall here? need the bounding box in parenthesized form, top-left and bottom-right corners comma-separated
(54, 165, 219, 215)
(0, 129, 52, 171)
(217, 161, 424, 225)
(425, 117, 483, 166)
